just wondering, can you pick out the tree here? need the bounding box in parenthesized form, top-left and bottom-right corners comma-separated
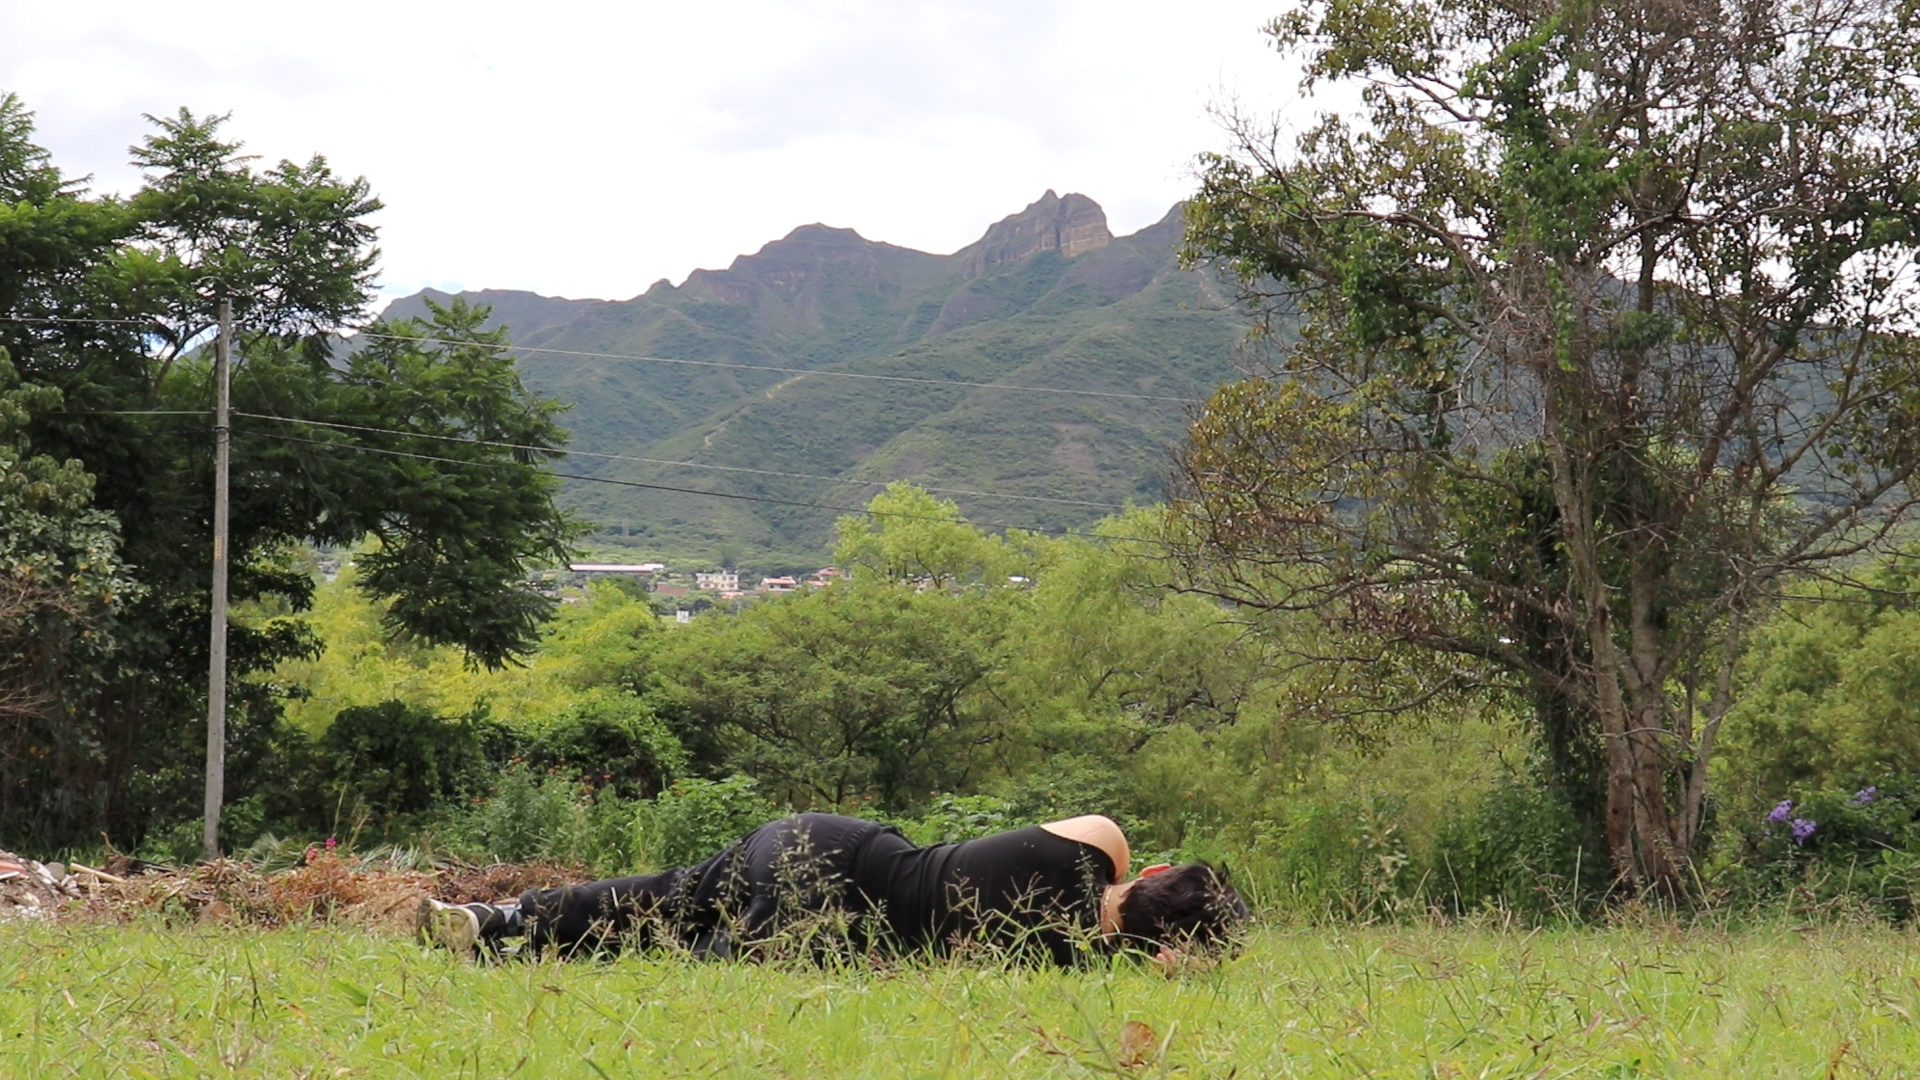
(646, 487, 1018, 809)
(0, 96, 578, 848)
(835, 481, 1018, 588)
(0, 352, 137, 838)
(1173, 0, 1920, 896)
(989, 512, 1272, 782)
(651, 580, 1007, 810)
(1718, 558, 1920, 806)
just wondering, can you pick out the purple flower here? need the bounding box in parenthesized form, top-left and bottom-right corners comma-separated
(1767, 799, 1794, 824)
(1791, 818, 1817, 845)
(1853, 786, 1879, 805)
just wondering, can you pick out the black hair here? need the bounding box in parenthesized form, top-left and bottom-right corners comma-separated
(1114, 862, 1248, 951)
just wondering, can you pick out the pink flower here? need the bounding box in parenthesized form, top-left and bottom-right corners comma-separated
(325, 836, 338, 850)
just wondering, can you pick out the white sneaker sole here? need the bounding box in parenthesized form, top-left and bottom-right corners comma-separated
(415, 898, 480, 956)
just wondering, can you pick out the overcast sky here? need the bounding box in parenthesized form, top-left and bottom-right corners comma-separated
(1, 1, 1298, 304)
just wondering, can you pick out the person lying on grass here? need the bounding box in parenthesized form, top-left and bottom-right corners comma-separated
(417, 812, 1246, 968)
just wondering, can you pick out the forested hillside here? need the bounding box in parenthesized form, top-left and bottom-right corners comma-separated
(372, 192, 1253, 565)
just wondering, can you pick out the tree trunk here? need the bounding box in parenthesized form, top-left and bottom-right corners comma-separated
(1625, 554, 1684, 898)
(1544, 408, 1645, 893)
(1544, 376, 1687, 898)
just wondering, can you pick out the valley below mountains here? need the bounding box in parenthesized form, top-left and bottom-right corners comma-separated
(371, 191, 1258, 567)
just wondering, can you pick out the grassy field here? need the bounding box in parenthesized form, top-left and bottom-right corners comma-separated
(7, 920, 1918, 1078)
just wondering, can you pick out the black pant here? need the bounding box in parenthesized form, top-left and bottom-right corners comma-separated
(515, 814, 894, 955)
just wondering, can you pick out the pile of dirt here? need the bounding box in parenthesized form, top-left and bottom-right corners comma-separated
(0, 851, 83, 920)
(77, 853, 436, 932)
(15, 850, 591, 932)
(433, 859, 588, 905)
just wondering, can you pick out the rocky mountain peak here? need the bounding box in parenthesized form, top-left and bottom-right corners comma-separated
(958, 190, 1112, 278)
(676, 223, 887, 301)
(727, 223, 874, 273)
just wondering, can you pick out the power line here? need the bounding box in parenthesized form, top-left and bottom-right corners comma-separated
(232, 426, 1157, 542)
(349, 330, 1197, 404)
(0, 315, 163, 327)
(52, 409, 212, 416)
(1, 314, 1201, 403)
(232, 411, 1128, 511)
(13, 313, 1169, 531)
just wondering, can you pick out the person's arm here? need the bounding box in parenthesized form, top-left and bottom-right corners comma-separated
(1038, 815, 1129, 883)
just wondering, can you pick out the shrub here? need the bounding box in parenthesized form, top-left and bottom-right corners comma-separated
(896, 794, 1020, 846)
(316, 700, 492, 837)
(1722, 775, 1920, 919)
(437, 763, 638, 875)
(1186, 795, 1412, 921)
(1428, 780, 1603, 919)
(515, 693, 685, 800)
(635, 775, 778, 869)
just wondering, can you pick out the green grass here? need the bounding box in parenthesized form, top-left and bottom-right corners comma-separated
(8, 921, 1918, 1077)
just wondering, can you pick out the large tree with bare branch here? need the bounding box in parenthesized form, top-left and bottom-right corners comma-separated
(1172, 0, 1920, 896)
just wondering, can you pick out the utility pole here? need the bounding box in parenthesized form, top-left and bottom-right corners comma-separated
(204, 298, 232, 861)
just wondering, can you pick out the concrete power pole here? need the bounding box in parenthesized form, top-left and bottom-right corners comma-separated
(204, 298, 232, 861)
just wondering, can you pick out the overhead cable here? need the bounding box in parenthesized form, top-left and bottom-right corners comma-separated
(232, 411, 1128, 511)
(232, 426, 1155, 542)
(348, 331, 1197, 403)
(0, 315, 1200, 404)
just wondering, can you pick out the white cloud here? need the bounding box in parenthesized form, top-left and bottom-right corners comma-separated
(1, 0, 1297, 304)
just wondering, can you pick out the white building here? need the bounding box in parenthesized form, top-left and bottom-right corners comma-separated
(568, 562, 665, 576)
(694, 570, 739, 592)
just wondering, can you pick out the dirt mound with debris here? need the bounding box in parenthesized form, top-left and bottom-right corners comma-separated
(14, 850, 590, 933)
(0, 851, 83, 920)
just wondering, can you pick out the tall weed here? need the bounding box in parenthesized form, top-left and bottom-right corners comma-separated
(436, 764, 637, 875)
(633, 775, 778, 869)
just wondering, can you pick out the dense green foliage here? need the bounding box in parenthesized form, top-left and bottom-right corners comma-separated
(141, 487, 1586, 918)
(1718, 561, 1920, 806)
(85, 477, 1897, 922)
(0, 97, 577, 850)
(208, 490, 1284, 848)
(0, 351, 137, 827)
(1719, 778, 1920, 921)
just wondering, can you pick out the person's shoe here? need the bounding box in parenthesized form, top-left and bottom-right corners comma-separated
(415, 897, 481, 956)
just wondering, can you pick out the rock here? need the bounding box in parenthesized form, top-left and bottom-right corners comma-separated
(0, 849, 79, 920)
(957, 190, 1112, 278)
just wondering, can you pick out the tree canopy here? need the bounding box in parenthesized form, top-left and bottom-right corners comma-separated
(0, 95, 578, 849)
(1173, 0, 1920, 895)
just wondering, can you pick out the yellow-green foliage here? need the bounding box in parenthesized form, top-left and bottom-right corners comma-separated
(12, 922, 1920, 1077)
(1718, 560, 1920, 810)
(268, 567, 658, 733)
(261, 498, 1536, 910)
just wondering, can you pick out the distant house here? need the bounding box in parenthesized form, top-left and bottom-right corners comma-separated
(807, 566, 842, 587)
(695, 570, 739, 592)
(569, 562, 665, 576)
(760, 576, 798, 594)
(652, 582, 690, 598)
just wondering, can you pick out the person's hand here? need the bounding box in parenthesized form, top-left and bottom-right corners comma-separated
(1151, 944, 1219, 976)
(1151, 945, 1186, 976)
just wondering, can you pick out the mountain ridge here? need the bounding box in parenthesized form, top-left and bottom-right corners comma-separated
(368, 193, 1254, 568)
